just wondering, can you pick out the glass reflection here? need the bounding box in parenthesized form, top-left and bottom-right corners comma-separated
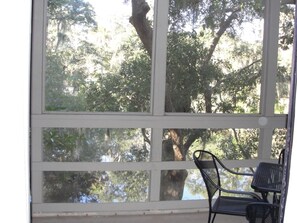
(43, 128, 151, 162)
(160, 127, 259, 201)
(161, 168, 253, 201)
(162, 128, 259, 162)
(43, 171, 149, 203)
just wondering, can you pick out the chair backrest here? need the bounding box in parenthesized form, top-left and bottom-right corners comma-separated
(246, 202, 279, 223)
(193, 150, 221, 201)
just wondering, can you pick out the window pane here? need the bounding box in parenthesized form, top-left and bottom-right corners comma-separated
(160, 128, 258, 201)
(271, 128, 287, 159)
(43, 128, 151, 162)
(275, 4, 295, 114)
(45, 0, 154, 112)
(166, 0, 264, 113)
(182, 169, 204, 200)
(161, 168, 253, 201)
(162, 128, 259, 162)
(43, 171, 149, 203)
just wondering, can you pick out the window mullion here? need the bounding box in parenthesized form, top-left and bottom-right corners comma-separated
(259, 0, 281, 159)
(151, 0, 169, 115)
(260, 0, 281, 115)
(258, 128, 274, 159)
(31, 0, 47, 115)
(149, 0, 169, 202)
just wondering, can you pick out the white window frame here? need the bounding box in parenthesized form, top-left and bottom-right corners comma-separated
(31, 0, 288, 214)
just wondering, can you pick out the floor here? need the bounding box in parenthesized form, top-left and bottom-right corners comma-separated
(32, 212, 247, 223)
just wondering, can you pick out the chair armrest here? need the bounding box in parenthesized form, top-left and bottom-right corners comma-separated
(219, 187, 263, 200)
(226, 170, 254, 176)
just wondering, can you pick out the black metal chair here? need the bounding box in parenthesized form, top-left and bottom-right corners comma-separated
(246, 202, 279, 223)
(193, 150, 263, 223)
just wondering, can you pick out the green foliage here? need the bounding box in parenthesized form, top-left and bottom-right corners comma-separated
(45, 49, 90, 111)
(279, 5, 295, 50)
(43, 128, 150, 162)
(45, 0, 98, 111)
(187, 128, 259, 161)
(271, 128, 287, 159)
(43, 171, 149, 203)
(118, 45, 151, 112)
(43, 128, 107, 162)
(166, 30, 262, 113)
(275, 5, 294, 114)
(47, 0, 97, 30)
(43, 171, 99, 203)
(90, 171, 149, 202)
(165, 0, 265, 114)
(85, 36, 151, 112)
(168, 0, 263, 33)
(166, 32, 208, 112)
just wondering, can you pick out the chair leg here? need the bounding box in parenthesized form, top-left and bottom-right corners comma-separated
(211, 213, 216, 223)
(206, 210, 215, 223)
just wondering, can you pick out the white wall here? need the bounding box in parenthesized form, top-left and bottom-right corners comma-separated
(0, 1, 31, 223)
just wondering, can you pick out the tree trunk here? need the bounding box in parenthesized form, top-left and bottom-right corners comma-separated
(130, 0, 153, 57)
(130, 0, 188, 201)
(160, 138, 188, 200)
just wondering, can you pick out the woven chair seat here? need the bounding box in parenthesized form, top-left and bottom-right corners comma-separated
(213, 196, 260, 216)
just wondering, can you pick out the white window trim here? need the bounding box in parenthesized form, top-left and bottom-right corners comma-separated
(31, 0, 288, 214)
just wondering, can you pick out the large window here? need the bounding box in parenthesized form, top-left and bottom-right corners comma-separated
(31, 0, 293, 214)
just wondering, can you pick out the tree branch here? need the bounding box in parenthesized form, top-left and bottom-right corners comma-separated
(202, 8, 241, 113)
(237, 59, 262, 72)
(141, 128, 151, 144)
(232, 128, 251, 159)
(205, 8, 240, 64)
(184, 129, 205, 153)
